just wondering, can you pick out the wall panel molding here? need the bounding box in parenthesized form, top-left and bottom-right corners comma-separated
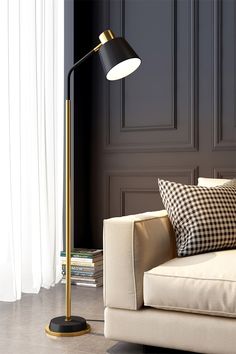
(105, 0, 199, 153)
(105, 167, 199, 217)
(213, 0, 236, 150)
(120, 0, 177, 132)
(234, 0, 236, 128)
(70, 0, 236, 248)
(213, 168, 236, 179)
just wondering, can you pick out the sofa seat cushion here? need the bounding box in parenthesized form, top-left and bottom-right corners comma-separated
(144, 249, 236, 318)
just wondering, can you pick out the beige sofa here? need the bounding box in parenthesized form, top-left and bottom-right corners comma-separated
(103, 178, 236, 354)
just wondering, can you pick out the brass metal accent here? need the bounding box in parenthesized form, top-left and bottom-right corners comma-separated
(65, 99, 71, 321)
(45, 324, 91, 337)
(93, 29, 116, 52)
(99, 29, 115, 44)
(93, 43, 102, 52)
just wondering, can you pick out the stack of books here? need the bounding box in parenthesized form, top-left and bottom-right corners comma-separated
(60, 249, 103, 287)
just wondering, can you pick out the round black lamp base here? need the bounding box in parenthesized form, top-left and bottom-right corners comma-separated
(45, 316, 91, 337)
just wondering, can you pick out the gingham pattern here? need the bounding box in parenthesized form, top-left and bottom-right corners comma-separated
(158, 179, 236, 257)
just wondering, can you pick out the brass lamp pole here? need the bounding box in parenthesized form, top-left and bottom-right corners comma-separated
(45, 29, 141, 337)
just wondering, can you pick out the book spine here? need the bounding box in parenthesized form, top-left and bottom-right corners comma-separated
(70, 277, 103, 282)
(60, 252, 102, 259)
(62, 271, 102, 277)
(61, 279, 103, 287)
(62, 277, 103, 284)
(61, 260, 103, 267)
(62, 270, 103, 277)
(72, 282, 103, 288)
(60, 257, 102, 263)
(62, 266, 102, 272)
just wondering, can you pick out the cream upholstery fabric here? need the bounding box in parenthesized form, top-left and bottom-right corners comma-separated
(104, 177, 236, 352)
(198, 177, 230, 187)
(105, 307, 236, 354)
(103, 210, 176, 310)
(144, 249, 236, 317)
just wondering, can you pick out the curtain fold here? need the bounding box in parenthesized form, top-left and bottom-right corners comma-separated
(0, 0, 64, 301)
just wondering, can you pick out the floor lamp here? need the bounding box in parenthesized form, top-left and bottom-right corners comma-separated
(45, 29, 141, 337)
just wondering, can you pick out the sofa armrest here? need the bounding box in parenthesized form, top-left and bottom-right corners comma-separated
(103, 210, 176, 310)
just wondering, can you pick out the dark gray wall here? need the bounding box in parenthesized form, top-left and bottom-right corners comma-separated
(67, 0, 236, 248)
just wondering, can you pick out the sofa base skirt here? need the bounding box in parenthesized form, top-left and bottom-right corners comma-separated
(105, 307, 236, 354)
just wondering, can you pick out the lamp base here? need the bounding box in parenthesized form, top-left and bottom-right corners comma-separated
(45, 316, 91, 337)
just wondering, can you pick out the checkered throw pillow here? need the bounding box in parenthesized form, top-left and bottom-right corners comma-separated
(158, 179, 236, 257)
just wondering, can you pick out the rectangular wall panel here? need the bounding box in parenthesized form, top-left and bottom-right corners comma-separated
(106, 169, 198, 217)
(213, 168, 236, 179)
(105, 0, 198, 152)
(71, 0, 236, 248)
(213, 0, 236, 150)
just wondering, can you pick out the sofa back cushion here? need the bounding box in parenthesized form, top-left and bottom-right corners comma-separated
(198, 177, 231, 187)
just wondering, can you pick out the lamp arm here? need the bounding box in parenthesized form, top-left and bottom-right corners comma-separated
(66, 43, 102, 100)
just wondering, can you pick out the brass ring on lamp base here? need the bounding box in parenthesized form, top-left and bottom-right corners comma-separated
(45, 324, 91, 337)
(45, 315, 91, 337)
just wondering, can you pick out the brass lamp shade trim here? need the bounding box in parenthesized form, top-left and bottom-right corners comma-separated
(99, 29, 115, 44)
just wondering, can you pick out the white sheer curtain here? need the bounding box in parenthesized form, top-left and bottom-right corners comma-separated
(0, 0, 64, 301)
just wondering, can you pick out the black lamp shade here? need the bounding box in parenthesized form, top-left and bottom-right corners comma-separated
(99, 37, 141, 81)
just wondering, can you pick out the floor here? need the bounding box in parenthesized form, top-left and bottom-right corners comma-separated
(0, 284, 192, 354)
